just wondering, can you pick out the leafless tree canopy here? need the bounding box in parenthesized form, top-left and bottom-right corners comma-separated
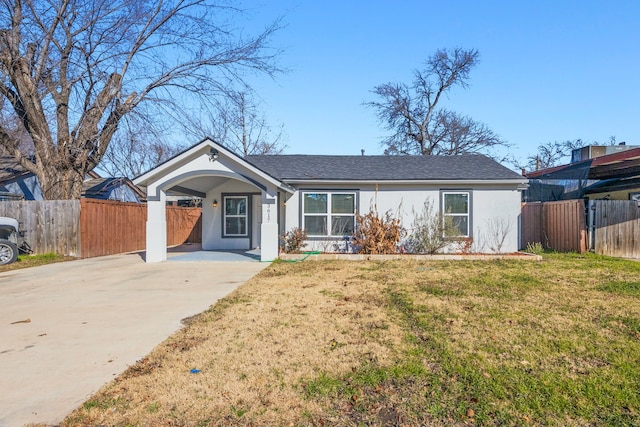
(0, 0, 281, 198)
(515, 137, 617, 172)
(367, 48, 507, 157)
(99, 112, 187, 178)
(187, 89, 286, 156)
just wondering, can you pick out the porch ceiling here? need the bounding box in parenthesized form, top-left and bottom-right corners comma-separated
(167, 176, 230, 197)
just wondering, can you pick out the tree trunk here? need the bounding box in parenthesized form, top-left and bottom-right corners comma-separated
(37, 163, 85, 200)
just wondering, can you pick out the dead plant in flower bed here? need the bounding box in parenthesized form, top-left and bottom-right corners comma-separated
(352, 208, 406, 254)
(63, 253, 640, 426)
(281, 227, 308, 253)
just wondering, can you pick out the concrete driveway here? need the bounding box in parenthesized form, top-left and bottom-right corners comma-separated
(0, 252, 268, 427)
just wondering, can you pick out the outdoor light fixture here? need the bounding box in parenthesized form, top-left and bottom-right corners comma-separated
(212, 199, 218, 207)
(209, 148, 219, 162)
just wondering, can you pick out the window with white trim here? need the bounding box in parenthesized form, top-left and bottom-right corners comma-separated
(303, 192, 356, 237)
(442, 191, 470, 237)
(224, 196, 248, 236)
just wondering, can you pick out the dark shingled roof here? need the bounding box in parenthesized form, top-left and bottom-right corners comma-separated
(244, 154, 523, 181)
(0, 156, 31, 182)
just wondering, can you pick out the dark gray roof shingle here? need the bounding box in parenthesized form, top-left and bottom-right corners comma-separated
(245, 154, 523, 181)
(0, 156, 30, 182)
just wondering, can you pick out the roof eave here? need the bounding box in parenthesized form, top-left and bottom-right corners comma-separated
(133, 138, 293, 194)
(283, 178, 529, 186)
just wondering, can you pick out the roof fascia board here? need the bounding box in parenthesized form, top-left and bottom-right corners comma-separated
(285, 179, 529, 186)
(133, 138, 293, 194)
(133, 139, 213, 185)
(212, 142, 293, 193)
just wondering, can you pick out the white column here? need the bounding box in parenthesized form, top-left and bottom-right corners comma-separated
(145, 188, 167, 263)
(260, 187, 279, 262)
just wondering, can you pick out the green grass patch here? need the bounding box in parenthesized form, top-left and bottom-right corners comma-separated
(304, 254, 640, 425)
(597, 280, 640, 296)
(304, 372, 344, 398)
(230, 405, 248, 418)
(83, 396, 128, 411)
(0, 252, 74, 272)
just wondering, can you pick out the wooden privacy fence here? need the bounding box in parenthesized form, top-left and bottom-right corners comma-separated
(591, 200, 640, 258)
(80, 199, 202, 258)
(80, 199, 146, 257)
(521, 199, 587, 253)
(166, 204, 202, 247)
(0, 199, 202, 257)
(0, 200, 81, 256)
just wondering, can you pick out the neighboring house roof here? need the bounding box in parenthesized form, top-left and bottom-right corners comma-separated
(245, 154, 525, 182)
(524, 146, 640, 201)
(81, 177, 145, 202)
(0, 156, 31, 181)
(526, 147, 640, 180)
(0, 156, 145, 201)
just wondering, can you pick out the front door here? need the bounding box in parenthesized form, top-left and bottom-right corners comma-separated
(252, 195, 262, 249)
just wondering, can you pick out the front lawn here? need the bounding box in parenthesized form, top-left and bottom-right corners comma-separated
(63, 253, 640, 426)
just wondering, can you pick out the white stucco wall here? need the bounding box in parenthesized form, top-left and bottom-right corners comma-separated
(471, 187, 522, 253)
(202, 179, 259, 251)
(283, 183, 522, 254)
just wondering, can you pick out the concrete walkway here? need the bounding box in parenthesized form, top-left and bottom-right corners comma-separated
(0, 252, 268, 427)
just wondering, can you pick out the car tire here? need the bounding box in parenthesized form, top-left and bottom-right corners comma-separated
(0, 239, 18, 265)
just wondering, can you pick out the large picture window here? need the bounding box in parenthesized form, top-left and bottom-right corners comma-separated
(224, 196, 248, 236)
(303, 192, 356, 237)
(442, 192, 470, 237)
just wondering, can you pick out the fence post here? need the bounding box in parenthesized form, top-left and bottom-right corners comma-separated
(587, 200, 595, 252)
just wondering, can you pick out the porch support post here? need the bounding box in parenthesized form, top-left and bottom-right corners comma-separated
(260, 187, 279, 262)
(145, 188, 167, 263)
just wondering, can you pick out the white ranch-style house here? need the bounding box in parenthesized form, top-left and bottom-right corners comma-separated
(133, 138, 528, 262)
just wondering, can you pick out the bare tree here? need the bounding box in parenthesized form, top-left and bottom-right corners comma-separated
(367, 48, 507, 157)
(515, 137, 617, 172)
(0, 0, 281, 199)
(99, 113, 186, 178)
(190, 89, 286, 156)
(0, 98, 31, 155)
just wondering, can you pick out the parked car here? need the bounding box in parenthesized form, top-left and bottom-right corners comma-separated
(0, 216, 26, 265)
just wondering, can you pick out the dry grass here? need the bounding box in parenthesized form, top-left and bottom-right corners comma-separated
(62, 253, 640, 426)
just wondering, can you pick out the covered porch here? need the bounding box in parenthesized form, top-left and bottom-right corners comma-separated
(133, 139, 292, 263)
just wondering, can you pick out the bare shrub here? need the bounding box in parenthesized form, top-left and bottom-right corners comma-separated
(486, 217, 512, 253)
(407, 200, 459, 254)
(472, 228, 488, 253)
(281, 227, 307, 253)
(352, 209, 406, 254)
(456, 237, 474, 254)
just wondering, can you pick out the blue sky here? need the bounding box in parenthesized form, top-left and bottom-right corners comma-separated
(244, 1, 640, 167)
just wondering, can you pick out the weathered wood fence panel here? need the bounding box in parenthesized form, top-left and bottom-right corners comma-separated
(521, 199, 587, 253)
(0, 200, 81, 256)
(593, 200, 640, 258)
